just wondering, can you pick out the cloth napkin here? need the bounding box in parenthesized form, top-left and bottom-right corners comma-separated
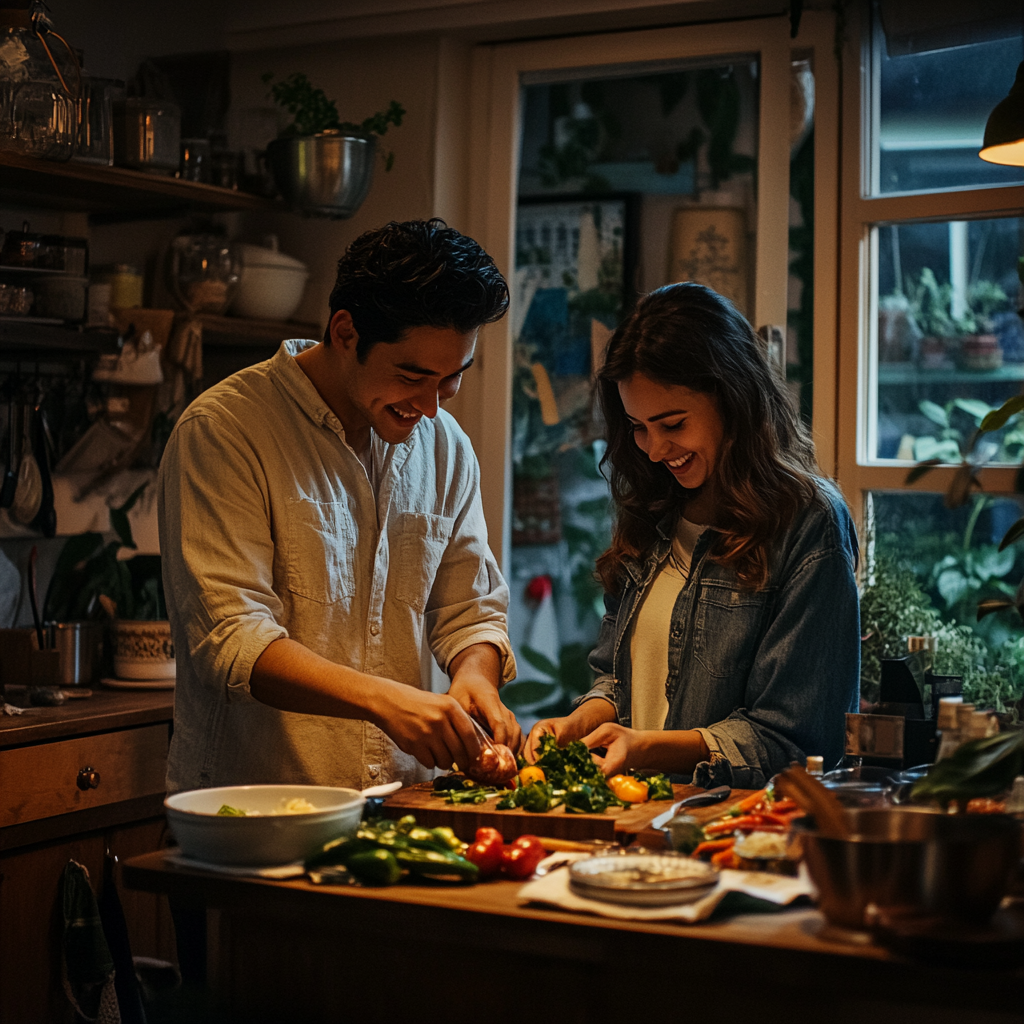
(517, 853, 814, 923)
(163, 850, 305, 879)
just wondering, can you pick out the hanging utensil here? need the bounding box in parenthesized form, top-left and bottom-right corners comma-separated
(11, 396, 42, 525)
(0, 397, 17, 508)
(30, 395, 56, 538)
(27, 544, 45, 650)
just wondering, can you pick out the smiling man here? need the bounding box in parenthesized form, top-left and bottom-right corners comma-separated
(158, 219, 519, 794)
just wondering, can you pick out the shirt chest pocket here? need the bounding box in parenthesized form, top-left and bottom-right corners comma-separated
(692, 581, 770, 681)
(392, 512, 454, 613)
(285, 498, 355, 604)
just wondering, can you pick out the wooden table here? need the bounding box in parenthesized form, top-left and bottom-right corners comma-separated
(123, 843, 1024, 1024)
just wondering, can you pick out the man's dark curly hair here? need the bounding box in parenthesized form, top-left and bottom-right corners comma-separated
(324, 218, 509, 359)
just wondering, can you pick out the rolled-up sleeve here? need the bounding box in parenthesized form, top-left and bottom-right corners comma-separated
(158, 412, 288, 701)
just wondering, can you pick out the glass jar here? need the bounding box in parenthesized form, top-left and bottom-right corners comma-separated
(168, 234, 239, 314)
(0, 4, 79, 160)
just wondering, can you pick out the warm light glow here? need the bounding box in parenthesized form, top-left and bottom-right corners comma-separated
(979, 138, 1024, 165)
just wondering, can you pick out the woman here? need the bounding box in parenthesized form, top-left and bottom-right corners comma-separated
(526, 283, 860, 788)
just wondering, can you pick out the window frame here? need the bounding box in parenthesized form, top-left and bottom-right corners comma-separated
(837, 1, 1024, 530)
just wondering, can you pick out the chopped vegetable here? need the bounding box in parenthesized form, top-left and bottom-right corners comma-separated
(608, 776, 649, 804)
(217, 804, 246, 816)
(498, 780, 559, 813)
(518, 765, 546, 786)
(346, 848, 402, 886)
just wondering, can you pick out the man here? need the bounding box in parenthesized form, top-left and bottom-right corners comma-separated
(158, 219, 519, 794)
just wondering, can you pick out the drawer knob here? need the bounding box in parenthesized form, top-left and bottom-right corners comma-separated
(77, 767, 101, 790)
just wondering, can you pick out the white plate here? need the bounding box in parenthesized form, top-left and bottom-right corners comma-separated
(569, 852, 719, 906)
(101, 676, 175, 690)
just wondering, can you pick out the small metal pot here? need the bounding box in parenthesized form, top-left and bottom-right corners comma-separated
(267, 132, 375, 219)
(45, 621, 105, 687)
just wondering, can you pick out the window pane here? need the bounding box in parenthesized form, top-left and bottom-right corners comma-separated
(871, 215, 1024, 462)
(507, 58, 759, 729)
(866, 490, 1024, 711)
(875, 13, 1024, 195)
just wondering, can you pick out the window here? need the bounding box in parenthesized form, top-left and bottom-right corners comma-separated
(840, 2, 1024, 708)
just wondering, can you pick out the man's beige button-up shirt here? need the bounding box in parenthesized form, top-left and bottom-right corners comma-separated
(158, 340, 515, 793)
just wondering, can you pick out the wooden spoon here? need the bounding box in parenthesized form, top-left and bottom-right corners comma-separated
(775, 765, 851, 839)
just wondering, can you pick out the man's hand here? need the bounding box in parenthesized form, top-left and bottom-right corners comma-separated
(374, 684, 482, 771)
(447, 644, 522, 753)
(525, 698, 616, 762)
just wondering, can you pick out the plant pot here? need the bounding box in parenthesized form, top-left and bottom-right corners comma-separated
(112, 619, 175, 681)
(956, 334, 1003, 372)
(267, 132, 375, 219)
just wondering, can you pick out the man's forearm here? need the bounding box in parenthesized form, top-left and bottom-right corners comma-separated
(250, 637, 396, 727)
(447, 641, 504, 689)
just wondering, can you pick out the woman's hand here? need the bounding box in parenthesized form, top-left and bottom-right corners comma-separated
(580, 722, 650, 776)
(525, 698, 616, 762)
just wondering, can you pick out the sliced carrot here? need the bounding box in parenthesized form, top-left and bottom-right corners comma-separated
(734, 788, 768, 813)
(692, 837, 736, 858)
(711, 847, 739, 868)
(768, 798, 799, 814)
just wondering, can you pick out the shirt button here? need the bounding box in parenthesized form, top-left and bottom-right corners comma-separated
(370, 623, 380, 636)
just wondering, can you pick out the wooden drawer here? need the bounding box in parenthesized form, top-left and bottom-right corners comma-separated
(0, 724, 169, 828)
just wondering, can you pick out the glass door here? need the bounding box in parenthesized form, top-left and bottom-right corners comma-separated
(466, 18, 800, 728)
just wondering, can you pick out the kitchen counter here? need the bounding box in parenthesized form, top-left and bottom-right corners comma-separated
(0, 688, 174, 748)
(123, 845, 1024, 1024)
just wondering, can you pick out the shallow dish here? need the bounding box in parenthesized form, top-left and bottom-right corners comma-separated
(569, 852, 718, 906)
(165, 784, 365, 867)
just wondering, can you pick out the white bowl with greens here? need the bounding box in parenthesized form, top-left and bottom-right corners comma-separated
(165, 783, 397, 867)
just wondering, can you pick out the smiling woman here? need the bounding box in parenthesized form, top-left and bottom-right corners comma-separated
(526, 283, 862, 789)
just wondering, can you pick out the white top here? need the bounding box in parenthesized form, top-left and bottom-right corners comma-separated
(629, 518, 704, 731)
(158, 339, 515, 794)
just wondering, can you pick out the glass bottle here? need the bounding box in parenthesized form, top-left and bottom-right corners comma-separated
(0, 2, 79, 160)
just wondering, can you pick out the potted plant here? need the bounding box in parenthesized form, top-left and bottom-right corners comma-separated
(43, 483, 174, 682)
(261, 72, 404, 218)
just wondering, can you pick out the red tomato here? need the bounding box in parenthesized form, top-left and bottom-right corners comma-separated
(501, 834, 546, 879)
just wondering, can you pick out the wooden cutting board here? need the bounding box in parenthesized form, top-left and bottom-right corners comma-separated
(382, 782, 752, 845)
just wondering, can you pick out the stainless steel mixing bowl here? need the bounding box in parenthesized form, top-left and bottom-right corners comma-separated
(799, 807, 1022, 930)
(267, 133, 375, 219)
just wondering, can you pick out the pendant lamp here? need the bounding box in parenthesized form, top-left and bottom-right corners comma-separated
(979, 60, 1024, 165)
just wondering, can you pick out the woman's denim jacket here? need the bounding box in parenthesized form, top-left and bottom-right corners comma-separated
(576, 479, 860, 789)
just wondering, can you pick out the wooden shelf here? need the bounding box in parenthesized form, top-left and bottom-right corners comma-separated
(197, 313, 321, 346)
(0, 318, 118, 355)
(0, 151, 283, 221)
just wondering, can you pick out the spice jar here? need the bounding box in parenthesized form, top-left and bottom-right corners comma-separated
(96, 264, 144, 310)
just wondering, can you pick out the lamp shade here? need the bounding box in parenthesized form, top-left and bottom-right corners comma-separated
(980, 60, 1024, 166)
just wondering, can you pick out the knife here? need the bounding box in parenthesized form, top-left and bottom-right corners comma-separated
(650, 785, 732, 830)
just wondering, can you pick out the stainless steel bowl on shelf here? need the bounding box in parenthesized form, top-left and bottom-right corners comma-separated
(799, 807, 1022, 931)
(267, 132, 375, 219)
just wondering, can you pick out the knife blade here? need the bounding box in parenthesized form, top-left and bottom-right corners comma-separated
(650, 785, 732, 830)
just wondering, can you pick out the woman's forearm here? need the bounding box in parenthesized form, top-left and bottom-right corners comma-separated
(633, 729, 710, 774)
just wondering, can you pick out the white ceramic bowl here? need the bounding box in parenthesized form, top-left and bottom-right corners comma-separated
(231, 240, 309, 321)
(165, 784, 365, 867)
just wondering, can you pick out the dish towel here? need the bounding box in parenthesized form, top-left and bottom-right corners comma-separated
(517, 854, 814, 923)
(60, 860, 120, 1024)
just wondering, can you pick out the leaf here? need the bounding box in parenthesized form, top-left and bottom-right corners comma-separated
(979, 394, 1024, 433)
(944, 463, 980, 509)
(953, 398, 995, 423)
(913, 437, 960, 463)
(520, 644, 559, 679)
(500, 680, 561, 711)
(911, 731, 1024, 802)
(905, 458, 942, 484)
(977, 599, 1014, 620)
(935, 568, 968, 607)
(998, 516, 1024, 551)
(918, 400, 949, 428)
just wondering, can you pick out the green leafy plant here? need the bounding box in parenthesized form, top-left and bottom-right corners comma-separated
(261, 72, 405, 169)
(43, 484, 166, 622)
(911, 729, 1024, 806)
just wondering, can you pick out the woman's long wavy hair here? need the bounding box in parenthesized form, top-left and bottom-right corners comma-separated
(595, 283, 820, 593)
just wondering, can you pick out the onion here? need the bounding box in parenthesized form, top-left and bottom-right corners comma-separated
(467, 743, 518, 786)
